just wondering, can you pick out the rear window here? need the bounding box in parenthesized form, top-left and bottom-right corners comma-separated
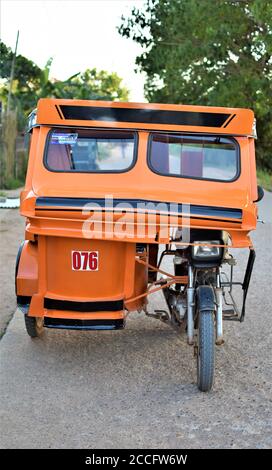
(45, 129, 136, 172)
(148, 134, 239, 182)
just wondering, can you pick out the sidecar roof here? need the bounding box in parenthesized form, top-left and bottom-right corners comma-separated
(34, 98, 255, 137)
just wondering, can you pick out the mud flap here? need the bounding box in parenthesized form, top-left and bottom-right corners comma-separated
(196, 285, 216, 312)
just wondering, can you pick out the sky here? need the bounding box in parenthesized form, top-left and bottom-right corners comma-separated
(0, 0, 147, 101)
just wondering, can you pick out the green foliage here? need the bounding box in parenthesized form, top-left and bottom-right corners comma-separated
(0, 41, 44, 126)
(53, 69, 129, 101)
(0, 40, 129, 187)
(2, 176, 24, 190)
(15, 149, 28, 183)
(0, 41, 42, 88)
(257, 169, 272, 192)
(0, 41, 129, 129)
(119, 0, 272, 170)
(0, 110, 17, 186)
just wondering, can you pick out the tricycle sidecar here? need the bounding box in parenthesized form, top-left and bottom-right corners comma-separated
(16, 98, 260, 391)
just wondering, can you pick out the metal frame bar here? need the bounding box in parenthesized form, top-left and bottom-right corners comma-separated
(221, 248, 256, 322)
(124, 257, 188, 307)
(240, 249, 256, 322)
(187, 266, 195, 345)
(126, 249, 255, 324)
(157, 249, 176, 269)
(215, 268, 224, 344)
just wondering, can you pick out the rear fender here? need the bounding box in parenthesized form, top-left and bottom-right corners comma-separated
(16, 241, 38, 300)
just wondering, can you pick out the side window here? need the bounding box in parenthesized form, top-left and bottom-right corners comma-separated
(148, 134, 239, 182)
(45, 129, 136, 172)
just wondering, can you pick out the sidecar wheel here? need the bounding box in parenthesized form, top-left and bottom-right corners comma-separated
(197, 310, 215, 392)
(24, 315, 44, 338)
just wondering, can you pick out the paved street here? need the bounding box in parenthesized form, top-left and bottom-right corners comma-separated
(0, 192, 271, 448)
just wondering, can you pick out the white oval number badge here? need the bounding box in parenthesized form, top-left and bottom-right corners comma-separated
(71, 251, 99, 271)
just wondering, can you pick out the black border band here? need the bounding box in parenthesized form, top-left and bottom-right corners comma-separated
(36, 197, 242, 221)
(59, 105, 231, 128)
(44, 298, 124, 312)
(17, 295, 31, 306)
(44, 317, 125, 330)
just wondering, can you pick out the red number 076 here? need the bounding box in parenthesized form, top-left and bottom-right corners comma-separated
(72, 251, 99, 271)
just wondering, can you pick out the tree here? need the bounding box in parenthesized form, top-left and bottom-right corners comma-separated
(119, 0, 272, 170)
(0, 40, 129, 126)
(0, 41, 42, 89)
(0, 40, 130, 187)
(0, 41, 44, 128)
(52, 68, 129, 101)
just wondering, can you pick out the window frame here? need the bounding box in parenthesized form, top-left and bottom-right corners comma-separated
(43, 127, 138, 174)
(147, 132, 241, 183)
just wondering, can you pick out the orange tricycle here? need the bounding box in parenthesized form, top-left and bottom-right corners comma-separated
(16, 98, 263, 391)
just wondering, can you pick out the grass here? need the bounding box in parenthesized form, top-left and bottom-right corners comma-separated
(2, 177, 24, 190)
(257, 169, 272, 192)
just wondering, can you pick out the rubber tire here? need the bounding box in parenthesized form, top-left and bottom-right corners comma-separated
(24, 315, 44, 338)
(197, 310, 215, 392)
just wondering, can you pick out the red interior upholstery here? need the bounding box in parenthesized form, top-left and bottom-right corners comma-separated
(151, 140, 169, 173)
(181, 149, 204, 177)
(47, 144, 71, 170)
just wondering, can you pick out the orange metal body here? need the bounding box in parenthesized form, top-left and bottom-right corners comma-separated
(17, 99, 258, 323)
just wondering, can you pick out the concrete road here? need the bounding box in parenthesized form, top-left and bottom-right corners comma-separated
(0, 193, 271, 449)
